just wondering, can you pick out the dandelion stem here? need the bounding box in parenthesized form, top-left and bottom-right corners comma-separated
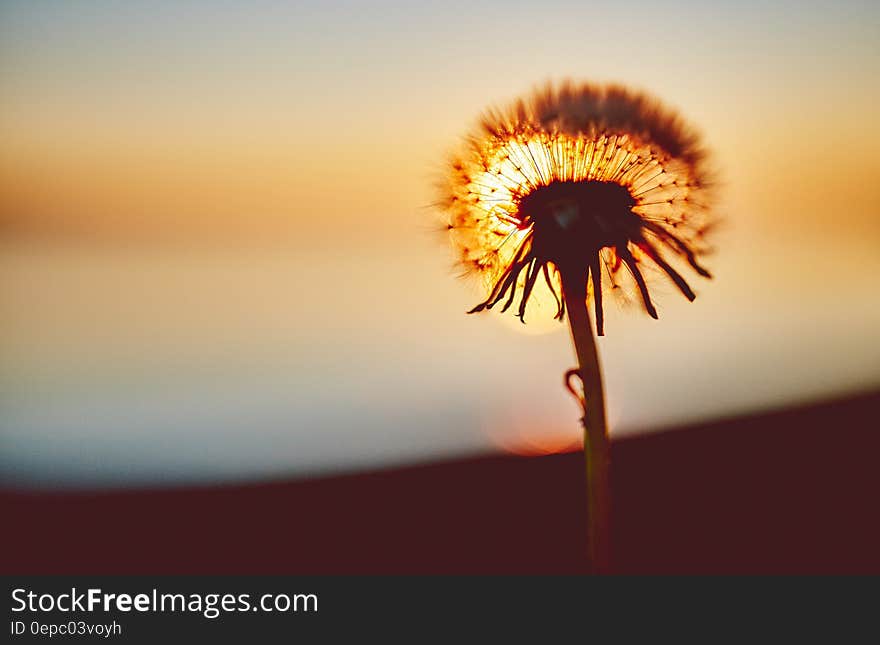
(562, 269, 611, 575)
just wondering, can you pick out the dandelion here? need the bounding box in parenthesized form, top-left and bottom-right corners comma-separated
(439, 81, 715, 573)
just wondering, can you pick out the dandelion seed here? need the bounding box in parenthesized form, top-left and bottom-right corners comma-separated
(441, 81, 714, 335)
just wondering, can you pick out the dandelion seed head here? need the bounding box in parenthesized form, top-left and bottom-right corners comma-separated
(439, 81, 716, 334)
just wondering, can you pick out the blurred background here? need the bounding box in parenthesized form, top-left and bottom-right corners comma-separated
(2, 0, 879, 488)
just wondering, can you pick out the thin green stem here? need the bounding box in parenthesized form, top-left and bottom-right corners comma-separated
(562, 269, 611, 574)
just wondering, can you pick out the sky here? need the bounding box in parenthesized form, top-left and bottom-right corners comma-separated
(1, 0, 879, 487)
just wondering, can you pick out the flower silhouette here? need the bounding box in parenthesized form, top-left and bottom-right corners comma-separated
(441, 82, 714, 335)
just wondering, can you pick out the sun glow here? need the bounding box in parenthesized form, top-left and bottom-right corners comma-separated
(456, 132, 706, 292)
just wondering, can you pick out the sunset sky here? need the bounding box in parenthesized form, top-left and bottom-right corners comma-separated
(2, 0, 879, 486)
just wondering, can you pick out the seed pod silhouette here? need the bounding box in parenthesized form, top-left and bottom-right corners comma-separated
(441, 81, 714, 335)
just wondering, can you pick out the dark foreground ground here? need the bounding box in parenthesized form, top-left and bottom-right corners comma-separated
(3, 390, 879, 574)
